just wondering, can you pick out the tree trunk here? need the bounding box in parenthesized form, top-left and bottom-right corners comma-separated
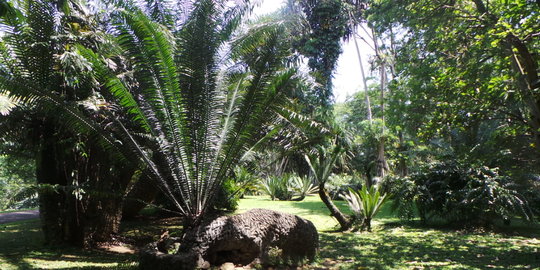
(397, 131, 409, 177)
(122, 172, 159, 219)
(372, 28, 389, 180)
(362, 217, 372, 232)
(318, 184, 351, 231)
(82, 146, 136, 243)
(37, 122, 136, 246)
(351, 23, 373, 123)
(36, 124, 67, 245)
(504, 34, 540, 151)
(376, 137, 389, 180)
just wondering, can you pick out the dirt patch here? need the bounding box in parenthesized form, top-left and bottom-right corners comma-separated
(99, 243, 137, 254)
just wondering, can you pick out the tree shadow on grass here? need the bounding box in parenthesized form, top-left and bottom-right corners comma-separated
(317, 229, 540, 270)
(0, 219, 140, 269)
(1, 244, 138, 270)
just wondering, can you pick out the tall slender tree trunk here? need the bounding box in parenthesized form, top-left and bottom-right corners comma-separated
(318, 184, 351, 231)
(397, 131, 408, 177)
(372, 28, 389, 180)
(351, 23, 373, 123)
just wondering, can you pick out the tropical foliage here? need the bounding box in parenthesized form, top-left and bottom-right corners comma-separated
(305, 144, 353, 230)
(1, 0, 317, 231)
(342, 184, 388, 231)
(390, 161, 533, 226)
(0, 154, 36, 210)
(259, 173, 317, 201)
(0, 0, 538, 264)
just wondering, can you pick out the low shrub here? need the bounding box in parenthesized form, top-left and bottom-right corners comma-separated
(390, 161, 533, 227)
(260, 173, 318, 201)
(342, 185, 388, 231)
(214, 178, 240, 212)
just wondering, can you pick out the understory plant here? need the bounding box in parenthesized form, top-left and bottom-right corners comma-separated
(260, 173, 317, 201)
(391, 161, 533, 227)
(342, 185, 388, 231)
(230, 166, 259, 198)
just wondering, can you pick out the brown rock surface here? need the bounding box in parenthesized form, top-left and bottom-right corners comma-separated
(139, 208, 318, 269)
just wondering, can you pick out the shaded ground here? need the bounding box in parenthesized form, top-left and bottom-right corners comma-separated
(0, 196, 538, 269)
(0, 210, 39, 224)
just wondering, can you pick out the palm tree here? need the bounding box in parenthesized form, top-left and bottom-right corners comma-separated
(2, 0, 313, 234)
(305, 144, 353, 230)
(0, 0, 139, 246)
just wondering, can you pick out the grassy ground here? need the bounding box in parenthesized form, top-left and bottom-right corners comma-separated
(239, 196, 540, 269)
(0, 208, 38, 213)
(0, 195, 538, 269)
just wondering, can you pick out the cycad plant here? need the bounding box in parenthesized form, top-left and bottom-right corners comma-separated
(2, 0, 309, 230)
(259, 173, 317, 201)
(342, 185, 388, 231)
(0, 0, 140, 245)
(261, 175, 293, 201)
(290, 174, 318, 201)
(0, 93, 16, 116)
(98, 2, 307, 226)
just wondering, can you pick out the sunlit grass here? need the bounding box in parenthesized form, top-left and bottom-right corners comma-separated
(0, 196, 538, 269)
(239, 195, 540, 269)
(238, 195, 399, 231)
(0, 208, 38, 214)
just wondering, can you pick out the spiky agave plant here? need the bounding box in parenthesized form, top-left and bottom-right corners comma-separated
(342, 185, 388, 231)
(2, 0, 311, 228)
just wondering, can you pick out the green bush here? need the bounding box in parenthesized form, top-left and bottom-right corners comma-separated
(232, 166, 259, 198)
(260, 173, 317, 201)
(213, 178, 240, 212)
(260, 175, 293, 201)
(391, 161, 533, 227)
(326, 174, 362, 200)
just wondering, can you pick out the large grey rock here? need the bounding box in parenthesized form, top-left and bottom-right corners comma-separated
(139, 208, 318, 269)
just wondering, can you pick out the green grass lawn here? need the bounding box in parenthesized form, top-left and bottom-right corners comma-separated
(0, 195, 538, 269)
(0, 208, 38, 214)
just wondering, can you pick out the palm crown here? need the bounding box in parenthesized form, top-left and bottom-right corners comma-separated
(1, 0, 308, 225)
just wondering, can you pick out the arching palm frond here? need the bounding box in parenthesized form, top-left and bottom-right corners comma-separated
(1, 0, 315, 226)
(0, 92, 17, 115)
(93, 0, 308, 223)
